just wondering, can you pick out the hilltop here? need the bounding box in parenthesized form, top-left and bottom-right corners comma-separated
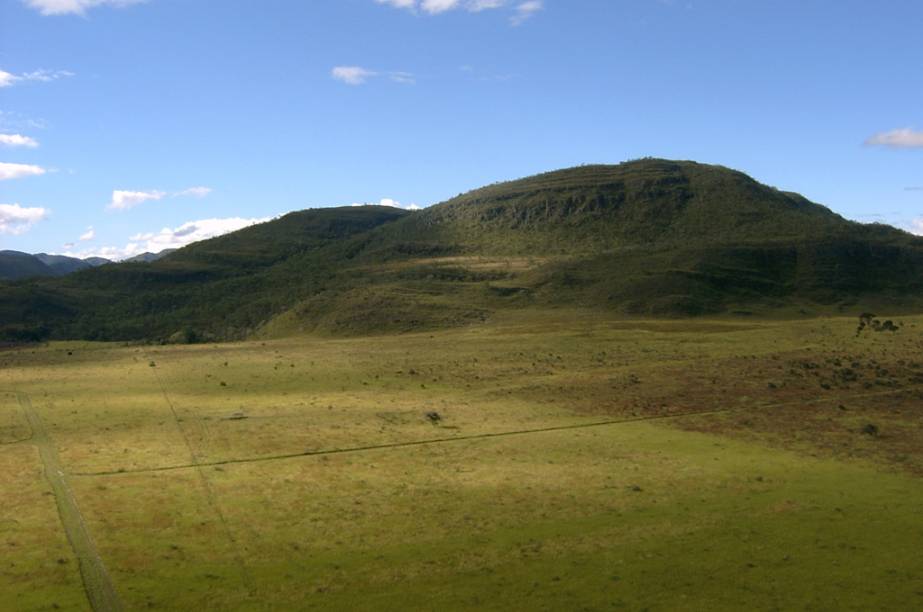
(358, 159, 862, 257)
(2, 159, 921, 342)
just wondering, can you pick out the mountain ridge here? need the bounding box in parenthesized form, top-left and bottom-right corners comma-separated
(0, 251, 111, 281)
(2, 159, 921, 342)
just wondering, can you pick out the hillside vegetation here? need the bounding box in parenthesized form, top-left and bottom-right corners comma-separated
(2, 159, 922, 342)
(359, 160, 858, 256)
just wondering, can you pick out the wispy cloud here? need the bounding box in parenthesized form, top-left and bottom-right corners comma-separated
(376, 0, 461, 14)
(0, 68, 74, 88)
(865, 128, 923, 149)
(108, 189, 166, 211)
(129, 217, 271, 252)
(374, 0, 543, 23)
(0, 111, 48, 132)
(511, 0, 542, 25)
(65, 216, 271, 260)
(0, 162, 46, 180)
(331, 66, 416, 86)
(176, 186, 213, 198)
(377, 0, 498, 15)
(332, 66, 377, 86)
(79, 226, 95, 241)
(107, 185, 213, 211)
(389, 71, 417, 85)
(0, 203, 49, 235)
(0, 134, 39, 148)
(22, 0, 146, 16)
(909, 218, 923, 236)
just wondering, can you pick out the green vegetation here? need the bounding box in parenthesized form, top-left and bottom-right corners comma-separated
(2, 159, 922, 342)
(2, 311, 922, 610)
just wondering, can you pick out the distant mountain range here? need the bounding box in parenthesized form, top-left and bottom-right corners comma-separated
(2, 159, 922, 343)
(0, 249, 177, 281)
(0, 251, 110, 281)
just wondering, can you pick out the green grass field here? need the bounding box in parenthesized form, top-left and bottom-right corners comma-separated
(2, 311, 922, 610)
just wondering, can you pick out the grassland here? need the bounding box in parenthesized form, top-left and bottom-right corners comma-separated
(2, 311, 922, 610)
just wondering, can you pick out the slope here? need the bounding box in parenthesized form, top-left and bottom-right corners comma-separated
(2, 160, 922, 342)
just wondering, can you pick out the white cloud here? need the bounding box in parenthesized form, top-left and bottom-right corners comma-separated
(108, 189, 166, 210)
(351, 197, 422, 211)
(0, 203, 49, 235)
(331, 66, 415, 86)
(377, 0, 506, 14)
(107, 185, 213, 211)
(0, 162, 46, 180)
(0, 111, 48, 132)
(176, 186, 213, 198)
(511, 0, 542, 25)
(421, 0, 462, 13)
(22, 0, 145, 16)
(374, 0, 542, 21)
(389, 71, 416, 84)
(79, 226, 95, 241)
(909, 218, 923, 236)
(0, 68, 74, 88)
(332, 66, 377, 85)
(65, 216, 271, 260)
(130, 217, 271, 251)
(0, 134, 39, 148)
(469, 0, 505, 10)
(865, 128, 923, 149)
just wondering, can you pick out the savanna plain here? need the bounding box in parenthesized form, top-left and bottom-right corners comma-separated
(2, 310, 923, 611)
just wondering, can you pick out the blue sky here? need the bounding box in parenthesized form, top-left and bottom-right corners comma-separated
(1, 0, 921, 258)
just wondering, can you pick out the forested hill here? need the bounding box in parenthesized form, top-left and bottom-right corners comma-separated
(2, 159, 922, 342)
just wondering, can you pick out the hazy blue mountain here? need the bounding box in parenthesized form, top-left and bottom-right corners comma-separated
(1, 251, 112, 281)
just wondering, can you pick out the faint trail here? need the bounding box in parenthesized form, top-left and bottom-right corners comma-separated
(0, 392, 34, 446)
(17, 392, 124, 612)
(143, 353, 254, 593)
(72, 383, 923, 478)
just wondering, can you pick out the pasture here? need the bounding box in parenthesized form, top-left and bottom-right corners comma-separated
(1, 311, 922, 610)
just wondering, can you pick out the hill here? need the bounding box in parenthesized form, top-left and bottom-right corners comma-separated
(1, 159, 922, 342)
(0, 251, 110, 281)
(0, 251, 54, 281)
(35, 253, 111, 274)
(123, 250, 174, 263)
(0, 205, 410, 341)
(357, 160, 860, 257)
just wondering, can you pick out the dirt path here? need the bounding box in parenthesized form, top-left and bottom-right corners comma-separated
(17, 392, 124, 612)
(0, 390, 33, 446)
